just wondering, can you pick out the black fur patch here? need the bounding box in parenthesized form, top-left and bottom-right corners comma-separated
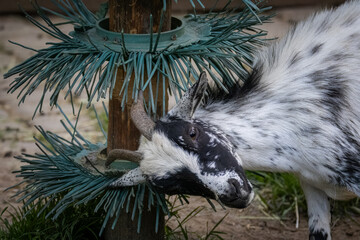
(237, 64, 265, 99)
(309, 228, 328, 240)
(328, 52, 349, 62)
(316, 19, 331, 33)
(289, 52, 301, 66)
(342, 15, 357, 27)
(205, 63, 264, 104)
(151, 167, 214, 198)
(310, 43, 323, 55)
(234, 135, 252, 150)
(155, 118, 246, 175)
(330, 126, 360, 188)
(155, 117, 198, 153)
(309, 66, 347, 122)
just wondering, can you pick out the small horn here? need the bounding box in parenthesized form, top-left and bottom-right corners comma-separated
(106, 149, 143, 167)
(131, 91, 155, 140)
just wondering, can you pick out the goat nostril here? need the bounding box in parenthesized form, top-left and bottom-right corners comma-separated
(228, 178, 241, 195)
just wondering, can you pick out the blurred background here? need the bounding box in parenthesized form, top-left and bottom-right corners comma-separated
(0, 0, 347, 13)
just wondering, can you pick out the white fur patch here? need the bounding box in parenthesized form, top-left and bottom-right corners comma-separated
(139, 133, 200, 178)
(199, 170, 243, 196)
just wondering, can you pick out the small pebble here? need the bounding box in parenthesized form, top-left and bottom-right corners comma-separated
(4, 151, 12, 157)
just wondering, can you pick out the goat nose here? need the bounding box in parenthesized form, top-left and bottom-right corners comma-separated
(228, 178, 252, 197)
(221, 178, 254, 208)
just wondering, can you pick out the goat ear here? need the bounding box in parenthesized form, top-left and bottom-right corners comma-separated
(168, 72, 208, 119)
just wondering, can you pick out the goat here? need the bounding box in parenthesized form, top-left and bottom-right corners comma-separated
(108, 1, 360, 239)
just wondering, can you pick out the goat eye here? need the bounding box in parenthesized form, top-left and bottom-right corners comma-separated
(189, 127, 198, 140)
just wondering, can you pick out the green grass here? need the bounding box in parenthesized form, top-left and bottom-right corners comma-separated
(331, 197, 360, 217)
(0, 198, 105, 240)
(247, 171, 360, 220)
(247, 172, 307, 219)
(165, 196, 227, 240)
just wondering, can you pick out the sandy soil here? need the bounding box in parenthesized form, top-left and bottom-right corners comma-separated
(166, 196, 360, 240)
(1, 5, 360, 240)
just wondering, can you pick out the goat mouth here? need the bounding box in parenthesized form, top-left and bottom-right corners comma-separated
(219, 191, 254, 209)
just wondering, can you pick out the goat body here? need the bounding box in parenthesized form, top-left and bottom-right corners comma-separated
(199, 1, 360, 198)
(192, 2, 360, 238)
(112, 2, 360, 239)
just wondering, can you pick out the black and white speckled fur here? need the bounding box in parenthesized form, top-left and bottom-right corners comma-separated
(113, 2, 360, 239)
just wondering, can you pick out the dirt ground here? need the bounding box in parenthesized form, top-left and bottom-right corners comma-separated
(1, 5, 360, 240)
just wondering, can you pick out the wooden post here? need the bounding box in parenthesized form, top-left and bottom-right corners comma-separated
(105, 0, 171, 239)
